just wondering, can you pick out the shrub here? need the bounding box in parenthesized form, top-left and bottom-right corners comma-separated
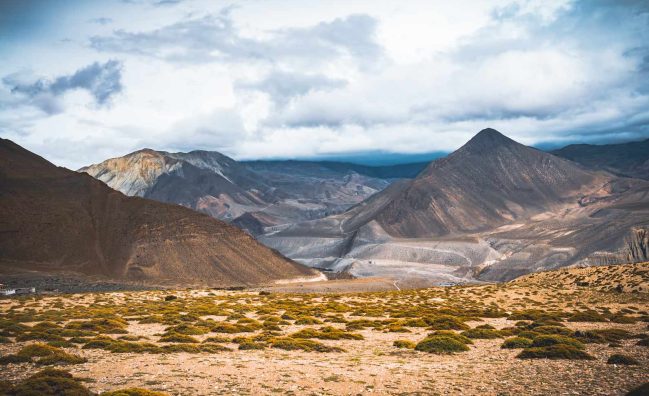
(637, 338, 649, 347)
(294, 316, 323, 325)
(164, 295, 177, 301)
(269, 338, 344, 352)
(531, 335, 585, 350)
(393, 340, 416, 349)
(1, 343, 86, 366)
(461, 328, 502, 339)
(239, 341, 266, 350)
(425, 315, 469, 331)
(8, 368, 93, 396)
(164, 324, 209, 335)
(607, 354, 639, 365)
(501, 337, 533, 349)
(533, 326, 573, 336)
(158, 333, 199, 343)
(203, 336, 230, 343)
(567, 311, 607, 322)
(574, 329, 632, 344)
(609, 315, 637, 324)
(517, 345, 594, 360)
(290, 326, 363, 340)
(65, 318, 128, 334)
(414, 336, 470, 354)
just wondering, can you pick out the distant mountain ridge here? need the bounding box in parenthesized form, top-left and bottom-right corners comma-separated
(551, 138, 649, 180)
(80, 150, 428, 233)
(0, 138, 316, 286)
(260, 128, 649, 283)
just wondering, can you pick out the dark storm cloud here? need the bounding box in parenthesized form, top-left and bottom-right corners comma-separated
(3, 60, 123, 114)
(89, 10, 382, 66)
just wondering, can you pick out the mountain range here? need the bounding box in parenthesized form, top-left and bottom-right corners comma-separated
(80, 150, 427, 235)
(258, 129, 649, 284)
(0, 138, 317, 287)
(5, 129, 648, 288)
(552, 138, 649, 180)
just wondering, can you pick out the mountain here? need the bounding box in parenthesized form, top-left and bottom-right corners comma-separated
(372, 128, 602, 237)
(0, 139, 317, 287)
(79, 149, 270, 221)
(551, 138, 649, 180)
(80, 151, 427, 233)
(260, 129, 649, 283)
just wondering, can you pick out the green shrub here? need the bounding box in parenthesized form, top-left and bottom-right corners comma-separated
(461, 328, 502, 339)
(239, 341, 266, 350)
(607, 354, 639, 365)
(517, 345, 593, 360)
(158, 333, 199, 343)
(1, 343, 86, 366)
(8, 368, 93, 396)
(65, 318, 128, 334)
(531, 335, 585, 350)
(415, 336, 470, 354)
(501, 337, 533, 349)
(567, 311, 607, 322)
(269, 337, 344, 352)
(294, 316, 323, 325)
(425, 315, 469, 331)
(574, 329, 632, 344)
(393, 340, 416, 349)
(290, 326, 363, 340)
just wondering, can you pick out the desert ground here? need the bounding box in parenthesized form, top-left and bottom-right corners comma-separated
(0, 263, 647, 395)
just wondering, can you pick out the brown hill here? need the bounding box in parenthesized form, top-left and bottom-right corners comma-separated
(374, 128, 606, 238)
(0, 138, 316, 286)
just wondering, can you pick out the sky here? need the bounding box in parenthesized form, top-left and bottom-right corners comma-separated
(1, 0, 648, 169)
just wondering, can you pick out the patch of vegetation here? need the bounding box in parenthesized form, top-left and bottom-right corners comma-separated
(574, 329, 633, 344)
(393, 340, 416, 349)
(567, 311, 607, 322)
(414, 335, 470, 354)
(517, 345, 594, 360)
(65, 318, 128, 334)
(2, 368, 93, 396)
(607, 354, 639, 365)
(290, 326, 363, 340)
(461, 328, 503, 339)
(425, 315, 469, 331)
(158, 333, 199, 343)
(501, 337, 533, 349)
(269, 337, 344, 352)
(0, 343, 86, 365)
(531, 335, 585, 350)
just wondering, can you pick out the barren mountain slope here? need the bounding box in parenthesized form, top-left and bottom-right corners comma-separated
(260, 129, 649, 283)
(80, 151, 423, 230)
(552, 138, 649, 180)
(0, 139, 316, 286)
(374, 128, 607, 238)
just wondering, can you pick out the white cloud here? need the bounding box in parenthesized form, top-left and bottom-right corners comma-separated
(0, 0, 648, 169)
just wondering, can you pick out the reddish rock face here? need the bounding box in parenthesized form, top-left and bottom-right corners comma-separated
(0, 138, 316, 287)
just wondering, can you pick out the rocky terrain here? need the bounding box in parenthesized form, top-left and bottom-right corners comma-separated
(261, 129, 649, 283)
(80, 150, 427, 234)
(0, 263, 646, 395)
(0, 139, 317, 287)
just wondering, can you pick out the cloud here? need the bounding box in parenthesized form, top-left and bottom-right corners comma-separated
(88, 17, 113, 25)
(236, 70, 347, 106)
(3, 60, 123, 114)
(89, 10, 382, 67)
